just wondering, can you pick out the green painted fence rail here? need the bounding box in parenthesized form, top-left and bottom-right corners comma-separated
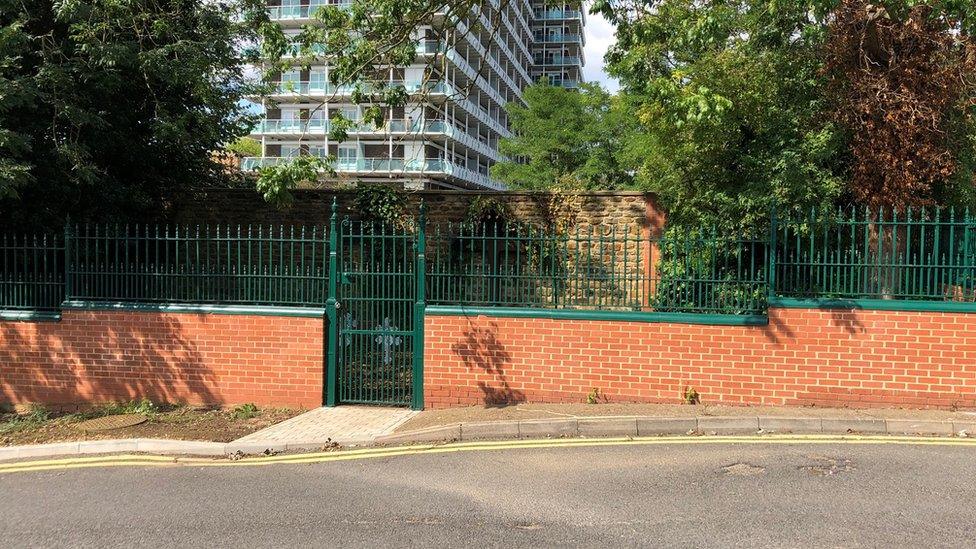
(3, 206, 976, 317)
(0, 233, 64, 313)
(66, 224, 330, 307)
(426, 222, 768, 315)
(772, 208, 976, 302)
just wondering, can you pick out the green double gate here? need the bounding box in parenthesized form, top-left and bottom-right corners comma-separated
(325, 210, 426, 410)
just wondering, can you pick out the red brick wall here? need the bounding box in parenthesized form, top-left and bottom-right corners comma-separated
(0, 310, 323, 409)
(424, 308, 976, 410)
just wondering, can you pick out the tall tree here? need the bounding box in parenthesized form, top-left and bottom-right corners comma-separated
(0, 0, 260, 228)
(594, 0, 847, 230)
(492, 81, 634, 190)
(825, 0, 976, 210)
(597, 0, 976, 227)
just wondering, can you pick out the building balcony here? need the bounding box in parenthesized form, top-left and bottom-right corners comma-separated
(534, 76, 579, 88)
(534, 33, 583, 44)
(533, 55, 582, 66)
(240, 156, 505, 190)
(250, 118, 503, 161)
(267, 1, 352, 22)
(533, 9, 582, 20)
(264, 80, 451, 97)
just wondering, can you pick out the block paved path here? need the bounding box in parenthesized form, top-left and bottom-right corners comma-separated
(234, 406, 417, 446)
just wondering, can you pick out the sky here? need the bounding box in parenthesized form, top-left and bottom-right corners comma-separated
(582, 10, 619, 92)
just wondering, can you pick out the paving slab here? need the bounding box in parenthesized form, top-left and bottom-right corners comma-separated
(759, 417, 824, 433)
(0, 441, 82, 461)
(952, 422, 976, 436)
(224, 442, 289, 455)
(375, 424, 460, 444)
(518, 418, 578, 439)
(637, 417, 697, 436)
(578, 417, 638, 437)
(821, 417, 887, 434)
(462, 421, 520, 440)
(134, 439, 225, 456)
(233, 406, 417, 446)
(885, 419, 954, 436)
(698, 417, 760, 434)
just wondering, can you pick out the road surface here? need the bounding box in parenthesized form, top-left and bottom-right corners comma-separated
(2, 439, 974, 547)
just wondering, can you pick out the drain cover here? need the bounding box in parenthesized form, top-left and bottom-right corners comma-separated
(74, 414, 148, 432)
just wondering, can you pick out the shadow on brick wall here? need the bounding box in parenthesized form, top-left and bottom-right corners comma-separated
(763, 307, 866, 344)
(0, 314, 219, 409)
(762, 310, 797, 344)
(827, 308, 866, 335)
(450, 319, 524, 406)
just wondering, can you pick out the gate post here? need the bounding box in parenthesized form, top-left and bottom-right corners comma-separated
(325, 198, 339, 407)
(768, 207, 778, 302)
(63, 218, 72, 303)
(411, 201, 427, 410)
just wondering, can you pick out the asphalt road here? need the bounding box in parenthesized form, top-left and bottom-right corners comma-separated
(2, 440, 975, 548)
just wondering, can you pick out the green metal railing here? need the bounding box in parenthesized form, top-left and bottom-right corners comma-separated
(426, 222, 768, 315)
(773, 208, 976, 301)
(5, 206, 976, 317)
(0, 233, 64, 312)
(66, 224, 330, 307)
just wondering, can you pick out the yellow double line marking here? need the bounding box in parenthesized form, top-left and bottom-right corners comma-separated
(2, 434, 974, 475)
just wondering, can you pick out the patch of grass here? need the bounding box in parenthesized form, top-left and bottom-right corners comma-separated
(0, 404, 52, 435)
(230, 403, 259, 420)
(71, 398, 164, 422)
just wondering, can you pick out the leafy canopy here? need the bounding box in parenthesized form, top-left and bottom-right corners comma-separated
(0, 0, 261, 228)
(595, 0, 976, 227)
(593, 0, 848, 229)
(492, 81, 635, 191)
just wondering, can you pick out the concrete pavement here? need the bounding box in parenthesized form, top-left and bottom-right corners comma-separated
(1, 407, 972, 462)
(2, 439, 975, 547)
(232, 406, 417, 447)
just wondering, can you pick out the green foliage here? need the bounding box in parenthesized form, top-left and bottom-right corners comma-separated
(651, 227, 767, 315)
(255, 155, 334, 208)
(354, 184, 406, 227)
(0, 405, 52, 435)
(230, 403, 259, 420)
(493, 81, 635, 190)
(226, 137, 262, 158)
(596, 0, 848, 230)
(0, 404, 55, 436)
(586, 387, 602, 404)
(94, 398, 159, 417)
(683, 386, 700, 405)
(463, 196, 511, 227)
(0, 0, 260, 229)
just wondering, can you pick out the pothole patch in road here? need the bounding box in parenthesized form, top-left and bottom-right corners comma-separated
(513, 522, 543, 530)
(721, 462, 765, 476)
(799, 454, 854, 476)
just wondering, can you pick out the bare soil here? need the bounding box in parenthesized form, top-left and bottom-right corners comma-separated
(0, 406, 303, 446)
(397, 402, 976, 432)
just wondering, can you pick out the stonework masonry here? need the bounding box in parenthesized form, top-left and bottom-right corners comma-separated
(172, 189, 661, 230)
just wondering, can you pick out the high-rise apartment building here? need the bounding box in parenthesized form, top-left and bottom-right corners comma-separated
(242, 1, 585, 190)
